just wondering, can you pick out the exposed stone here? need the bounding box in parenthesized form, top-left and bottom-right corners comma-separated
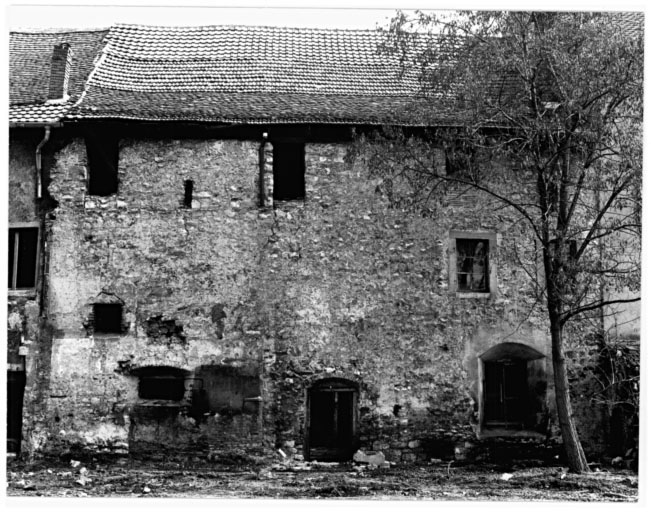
(7, 129, 638, 464)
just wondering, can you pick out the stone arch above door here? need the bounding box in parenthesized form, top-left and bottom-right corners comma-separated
(463, 325, 552, 436)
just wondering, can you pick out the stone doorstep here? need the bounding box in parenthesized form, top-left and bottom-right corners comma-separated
(476, 429, 547, 440)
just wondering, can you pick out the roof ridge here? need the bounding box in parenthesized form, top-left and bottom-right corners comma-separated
(11, 27, 110, 34)
(111, 22, 382, 34)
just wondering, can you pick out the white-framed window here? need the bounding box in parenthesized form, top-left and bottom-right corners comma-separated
(449, 230, 497, 296)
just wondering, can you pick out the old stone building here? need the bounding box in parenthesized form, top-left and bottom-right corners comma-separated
(8, 23, 640, 463)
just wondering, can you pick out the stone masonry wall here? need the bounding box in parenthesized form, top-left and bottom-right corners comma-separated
(35, 134, 564, 461)
(8, 131, 46, 454)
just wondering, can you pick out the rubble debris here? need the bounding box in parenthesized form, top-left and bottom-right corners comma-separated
(353, 449, 390, 469)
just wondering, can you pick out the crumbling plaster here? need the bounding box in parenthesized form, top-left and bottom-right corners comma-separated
(34, 135, 556, 460)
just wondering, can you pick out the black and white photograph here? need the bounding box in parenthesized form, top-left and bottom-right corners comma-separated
(4, 0, 646, 504)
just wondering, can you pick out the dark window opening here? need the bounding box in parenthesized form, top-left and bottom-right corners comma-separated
(445, 150, 467, 175)
(93, 303, 123, 334)
(8, 227, 38, 289)
(456, 238, 489, 292)
(273, 142, 305, 201)
(483, 360, 528, 428)
(86, 132, 119, 196)
(568, 239, 578, 259)
(550, 238, 578, 260)
(183, 180, 194, 208)
(445, 144, 475, 176)
(137, 366, 186, 401)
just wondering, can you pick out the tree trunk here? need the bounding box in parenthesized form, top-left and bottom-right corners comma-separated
(549, 308, 591, 472)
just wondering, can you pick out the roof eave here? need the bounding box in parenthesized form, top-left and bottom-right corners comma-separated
(9, 121, 63, 128)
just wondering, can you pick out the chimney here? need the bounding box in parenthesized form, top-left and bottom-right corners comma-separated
(47, 43, 73, 101)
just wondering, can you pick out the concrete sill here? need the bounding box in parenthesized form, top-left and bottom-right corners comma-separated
(477, 428, 546, 440)
(8, 289, 37, 299)
(135, 400, 184, 407)
(454, 292, 491, 299)
(92, 333, 124, 339)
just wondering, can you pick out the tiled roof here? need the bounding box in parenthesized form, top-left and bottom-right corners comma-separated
(12, 16, 642, 127)
(9, 29, 108, 124)
(9, 103, 70, 125)
(68, 24, 443, 126)
(615, 12, 644, 38)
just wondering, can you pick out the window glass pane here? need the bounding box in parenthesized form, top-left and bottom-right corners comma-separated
(456, 238, 489, 291)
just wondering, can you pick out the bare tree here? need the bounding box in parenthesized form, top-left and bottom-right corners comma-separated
(355, 11, 642, 472)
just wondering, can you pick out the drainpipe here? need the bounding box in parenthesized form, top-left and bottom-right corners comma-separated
(259, 131, 270, 208)
(35, 126, 51, 199)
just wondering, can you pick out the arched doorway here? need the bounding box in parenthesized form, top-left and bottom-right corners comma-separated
(306, 378, 358, 461)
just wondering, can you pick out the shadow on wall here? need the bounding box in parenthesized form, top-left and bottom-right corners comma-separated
(127, 364, 262, 457)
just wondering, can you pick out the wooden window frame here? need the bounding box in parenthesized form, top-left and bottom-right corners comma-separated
(8, 222, 40, 297)
(449, 230, 498, 298)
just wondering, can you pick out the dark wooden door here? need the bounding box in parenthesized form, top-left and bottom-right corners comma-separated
(484, 360, 528, 428)
(307, 385, 356, 461)
(7, 371, 26, 453)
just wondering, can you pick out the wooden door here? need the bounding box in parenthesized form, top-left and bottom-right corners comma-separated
(307, 381, 357, 461)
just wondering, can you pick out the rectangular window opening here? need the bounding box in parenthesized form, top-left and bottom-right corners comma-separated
(93, 303, 123, 334)
(8, 227, 39, 290)
(86, 132, 119, 196)
(183, 179, 194, 208)
(273, 142, 305, 201)
(456, 238, 490, 292)
(139, 374, 185, 401)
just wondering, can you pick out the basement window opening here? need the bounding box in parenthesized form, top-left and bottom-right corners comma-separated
(273, 142, 305, 201)
(137, 367, 186, 401)
(86, 131, 119, 196)
(93, 303, 123, 334)
(8, 226, 39, 290)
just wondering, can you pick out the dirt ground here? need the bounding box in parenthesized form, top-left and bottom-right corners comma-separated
(5, 456, 638, 501)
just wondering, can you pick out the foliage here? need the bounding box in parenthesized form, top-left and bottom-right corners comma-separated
(356, 11, 643, 472)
